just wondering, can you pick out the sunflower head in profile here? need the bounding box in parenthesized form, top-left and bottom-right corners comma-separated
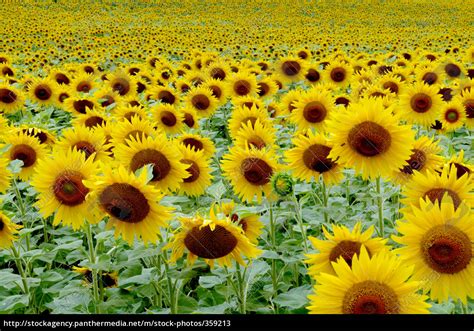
(393, 197, 474, 304)
(415, 63, 444, 86)
(0, 82, 24, 113)
(441, 149, 472, 181)
(177, 145, 213, 197)
(114, 134, 189, 193)
(439, 99, 466, 132)
(165, 209, 261, 268)
(72, 108, 109, 131)
(27, 77, 57, 106)
(0, 212, 22, 248)
(71, 73, 97, 94)
(150, 85, 178, 106)
(274, 56, 307, 83)
(226, 71, 258, 99)
(5, 131, 48, 181)
(401, 166, 474, 212)
(206, 60, 231, 81)
(307, 247, 430, 314)
(31, 148, 98, 230)
(56, 126, 110, 162)
(221, 145, 279, 203)
(234, 118, 276, 151)
(327, 98, 415, 180)
(279, 89, 303, 115)
(392, 136, 443, 185)
(256, 77, 278, 100)
(152, 104, 184, 135)
(461, 89, 474, 129)
(72, 266, 118, 288)
(48, 68, 72, 86)
(228, 104, 270, 138)
(305, 222, 387, 278)
(185, 86, 218, 118)
(217, 201, 263, 244)
(180, 107, 199, 129)
(64, 93, 98, 115)
(107, 71, 137, 98)
(93, 88, 121, 109)
(202, 78, 228, 105)
(398, 82, 443, 127)
(17, 126, 56, 147)
(289, 88, 335, 133)
(84, 164, 173, 246)
(285, 130, 344, 185)
(110, 116, 157, 147)
(323, 61, 353, 87)
(175, 133, 215, 159)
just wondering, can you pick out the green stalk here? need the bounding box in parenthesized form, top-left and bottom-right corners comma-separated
(376, 177, 384, 238)
(85, 223, 100, 314)
(162, 250, 177, 314)
(10, 244, 29, 296)
(321, 180, 329, 224)
(267, 199, 279, 313)
(12, 179, 30, 251)
(291, 192, 308, 253)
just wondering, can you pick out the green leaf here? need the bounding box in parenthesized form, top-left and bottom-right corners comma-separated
(199, 275, 224, 289)
(0, 294, 29, 313)
(207, 180, 226, 201)
(134, 163, 154, 183)
(119, 268, 153, 286)
(7, 159, 23, 174)
(273, 285, 312, 309)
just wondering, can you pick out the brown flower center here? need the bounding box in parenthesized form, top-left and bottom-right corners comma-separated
(234, 80, 251, 96)
(158, 90, 176, 104)
(184, 224, 238, 259)
(209, 85, 222, 99)
(160, 111, 177, 127)
(330, 68, 346, 83)
(382, 82, 399, 94)
(55, 73, 70, 85)
(329, 240, 364, 267)
(73, 141, 96, 159)
(0, 88, 17, 104)
(241, 158, 273, 185)
(76, 81, 92, 93)
(303, 101, 327, 123)
(281, 61, 301, 76)
(84, 116, 105, 128)
(257, 82, 270, 97)
(410, 93, 432, 113)
(183, 113, 195, 128)
(400, 149, 426, 174)
(11, 144, 37, 167)
(422, 72, 438, 85)
(424, 188, 461, 209)
(130, 149, 171, 182)
(303, 144, 335, 173)
(247, 135, 266, 149)
(348, 121, 392, 157)
(73, 100, 94, 114)
(112, 78, 130, 96)
(343, 280, 400, 314)
(421, 224, 471, 274)
(99, 183, 150, 223)
(445, 64, 461, 77)
(182, 138, 203, 151)
(464, 100, 474, 119)
(450, 162, 471, 179)
(305, 69, 320, 82)
(191, 94, 210, 110)
(210, 68, 226, 80)
(53, 171, 88, 206)
(181, 159, 200, 183)
(444, 109, 459, 123)
(34, 84, 52, 101)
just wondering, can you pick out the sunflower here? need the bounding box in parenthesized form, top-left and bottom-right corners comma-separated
(461, 89, 474, 128)
(112, 104, 147, 122)
(94, 88, 121, 109)
(203, 78, 228, 105)
(217, 201, 263, 244)
(279, 89, 303, 115)
(231, 96, 265, 111)
(27, 77, 57, 106)
(175, 133, 215, 159)
(289, 89, 335, 132)
(181, 107, 199, 129)
(323, 61, 353, 87)
(227, 104, 270, 138)
(5, 132, 48, 181)
(206, 60, 231, 81)
(0, 83, 25, 113)
(226, 71, 258, 98)
(55, 126, 110, 162)
(256, 77, 278, 99)
(177, 145, 213, 197)
(285, 131, 344, 185)
(151, 104, 184, 135)
(221, 146, 279, 203)
(304, 65, 322, 85)
(31, 148, 98, 230)
(274, 56, 307, 83)
(398, 82, 443, 126)
(107, 71, 137, 98)
(415, 64, 445, 86)
(401, 167, 474, 212)
(439, 99, 466, 132)
(165, 212, 261, 268)
(307, 247, 430, 314)
(84, 164, 173, 245)
(63, 93, 98, 115)
(442, 149, 472, 181)
(72, 108, 109, 130)
(393, 198, 474, 304)
(71, 73, 96, 94)
(150, 85, 178, 106)
(0, 156, 11, 193)
(0, 212, 22, 248)
(234, 118, 276, 151)
(305, 222, 387, 277)
(48, 69, 72, 86)
(72, 266, 118, 288)
(377, 74, 405, 96)
(114, 134, 189, 193)
(185, 86, 218, 118)
(110, 116, 157, 146)
(327, 98, 415, 180)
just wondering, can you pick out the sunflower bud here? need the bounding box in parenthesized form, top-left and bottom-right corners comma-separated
(271, 172, 294, 197)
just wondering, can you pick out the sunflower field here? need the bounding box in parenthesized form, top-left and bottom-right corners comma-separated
(0, 0, 473, 316)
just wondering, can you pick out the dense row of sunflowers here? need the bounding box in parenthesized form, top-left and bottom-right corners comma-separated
(0, 0, 473, 315)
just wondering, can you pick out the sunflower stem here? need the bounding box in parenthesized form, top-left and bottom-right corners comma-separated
(267, 198, 279, 312)
(235, 264, 247, 314)
(376, 177, 384, 238)
(10, 243, 29, 296)
(321, 180, 329, 224)
(291, 192, 308, 253)
(12, 179, 30, 251)
(85, 223, 100, 314)
(162, 250, 177, 314)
